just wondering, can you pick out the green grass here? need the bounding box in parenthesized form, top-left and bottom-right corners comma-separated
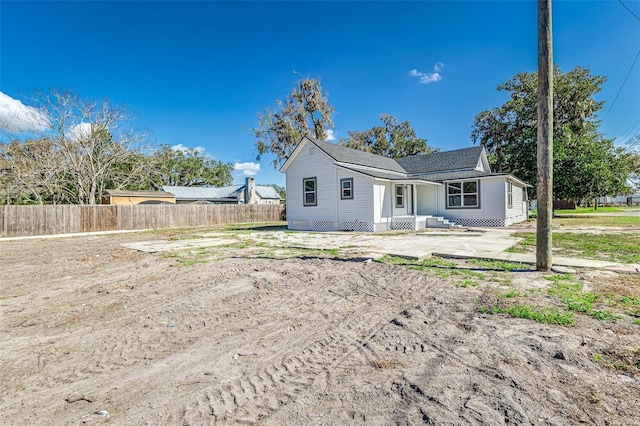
(508, 232, 640, 263)
(546, 276, 620, 321)
(480, 305, 575, 326)
(553, 216, 640, 228)
(377, 255, 457, 269)
(555, 206, 633, 214)
(457, 279, 479, 288)
(467, 258, 533, 271)
(500, 290, 521, 298)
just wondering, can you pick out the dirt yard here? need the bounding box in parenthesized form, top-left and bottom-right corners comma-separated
(1, 227, 639, 425)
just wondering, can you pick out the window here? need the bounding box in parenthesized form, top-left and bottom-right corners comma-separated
(447, 180, 479, 208)
(507, 181, 513, 209)
(340, 178, 353, 200)
(303, 177, 317, 206)
(395, 185, 404, 208)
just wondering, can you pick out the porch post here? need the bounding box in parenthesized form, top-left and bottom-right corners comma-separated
(412, 184, 417, 216)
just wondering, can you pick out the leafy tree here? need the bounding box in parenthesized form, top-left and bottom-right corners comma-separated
(341, 113, 436, 158)
(251, 78, 335, 169)
(471, 66, 635, 201)
(149, 145, 233, 188)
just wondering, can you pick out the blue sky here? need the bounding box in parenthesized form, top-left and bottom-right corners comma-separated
(1, 0, 639, 186)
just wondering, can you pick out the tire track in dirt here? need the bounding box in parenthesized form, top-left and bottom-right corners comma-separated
(177, 261, 440, 424)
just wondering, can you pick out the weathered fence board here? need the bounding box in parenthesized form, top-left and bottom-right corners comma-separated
(0, 204, 285, 238)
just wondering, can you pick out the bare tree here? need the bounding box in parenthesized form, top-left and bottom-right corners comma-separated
(2, 89, 153, 204)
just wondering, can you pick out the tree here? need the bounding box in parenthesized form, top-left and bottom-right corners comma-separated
(0, 89, 153, 204)
(0, 138, 64, 204)
(251, 78, 335, 169)
(341, 114, 436, 158)
(149, 145, 233, 188)
(471, 66, 635, 201)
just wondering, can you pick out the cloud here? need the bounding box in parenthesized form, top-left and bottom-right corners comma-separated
(409, 62, 445, 84)
(68, 122, 93, 141)
(171, 143, 205, 154)
(0, 91, 50, 132)
(325, 129, 336, 141)
(234, 162, 260, 176)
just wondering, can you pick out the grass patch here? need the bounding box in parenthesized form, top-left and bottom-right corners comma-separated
(553, 216, 640, 228)
(508, 232, 640, 263)
(467, 258, 533, 271)
(555, 206, 633, 214)
(377, 255, 457, 269)
(547, 277, 620, 321)
(500, 290, 520, 298)
(457, 279, 479, 288)
(480, 304, 575, 326)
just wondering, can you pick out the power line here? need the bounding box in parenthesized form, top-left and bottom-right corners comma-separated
(602, 48, 640, 123)
(619, 0, 640, 22)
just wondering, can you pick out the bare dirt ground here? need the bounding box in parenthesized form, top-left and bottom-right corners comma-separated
(2, 227, 640, 425)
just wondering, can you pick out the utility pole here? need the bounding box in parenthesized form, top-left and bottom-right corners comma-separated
(537, 0, 553, 271)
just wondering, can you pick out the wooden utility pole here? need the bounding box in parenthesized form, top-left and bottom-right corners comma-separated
(537, 0, 553, 271)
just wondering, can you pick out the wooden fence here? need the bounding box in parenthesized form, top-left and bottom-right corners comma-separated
(0, 204, 286, 238)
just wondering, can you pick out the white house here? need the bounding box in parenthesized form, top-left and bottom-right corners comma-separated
(280, 136, 530, 231)
(164, 178, 281, 205)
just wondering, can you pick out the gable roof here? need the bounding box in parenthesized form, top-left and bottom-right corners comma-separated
(308, 137, 407, 174)
(282, 136, 528, 185)
(395, 146, 485, 174)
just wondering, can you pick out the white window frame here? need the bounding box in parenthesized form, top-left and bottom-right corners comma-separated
(395, 185, 404, 208)
(446, 180, 479, 209)
(507, 181, 513, 209)
(303, 177, 317, 206)
(340, 178, 353, 200)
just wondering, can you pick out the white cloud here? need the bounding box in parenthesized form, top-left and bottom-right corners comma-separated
(234, 162, 260, 176)
(68, 122, 93, 141)
(325, 129, 336, 141)
(0, 91, 50, 132)
(172, 143, 205, 154)
(409, 62, 445, 84)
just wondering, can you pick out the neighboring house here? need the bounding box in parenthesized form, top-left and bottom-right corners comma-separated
(101, 190, 175, 205)
(599, 193, 640, 206)
(163, 178, 281, 205)
(281, 136, 530, 231)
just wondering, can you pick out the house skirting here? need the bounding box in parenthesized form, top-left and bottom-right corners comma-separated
(288, 220, 375, 232)
(289, 216, 429, 232)
(449, 213, 527, 227)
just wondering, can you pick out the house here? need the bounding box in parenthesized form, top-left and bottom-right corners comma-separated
(101, 190, 175, 205)
(163, 178, 281, 205)
(280, 136, 530, 231)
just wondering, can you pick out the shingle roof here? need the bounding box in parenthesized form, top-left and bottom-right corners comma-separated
(336, 164, 413, 180)
(396, 146, 484, 174)
(414, 170, 504, 182)
(309, 137, 406, 174)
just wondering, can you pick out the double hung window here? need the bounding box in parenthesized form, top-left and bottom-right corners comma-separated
(303, 177, 317, 206)
(340, 178, 353, 200)
(447, 181, 479, 208)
